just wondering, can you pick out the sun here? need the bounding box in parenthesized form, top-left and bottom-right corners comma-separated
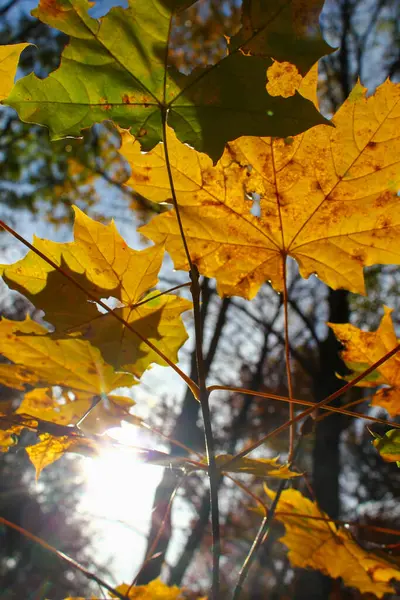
(78, 424, 164, 581)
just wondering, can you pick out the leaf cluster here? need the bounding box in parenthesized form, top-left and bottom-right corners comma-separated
(0, 1, 400, 598)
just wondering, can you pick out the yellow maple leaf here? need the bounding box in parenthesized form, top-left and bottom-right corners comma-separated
(0, 363, 39, 390)
(124, 79, 400, 299)
(0, 429, 20, 452)
(0, 44, 29, 100)
(16, 388, 141, 435)
(0, 316, 135, 395)
(266, 60, 303, 98)
(64, 579, 191, 600)
(0, 208, 191, 377)
(266, 486, 400, 597)
(214, 454, 300, 479)
(26, 433, 99, 478)
(329, 306, 400, 416)
(114, 579, 183, 599)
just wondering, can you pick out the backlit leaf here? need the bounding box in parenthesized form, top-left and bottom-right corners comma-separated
(17, 388, 141, 435)
(131, 79, 400, 298)
(0, 208, 191, 377)
(0, 316, 135, 394)
(231, 0, 333, 74)
(266, 486, 400, 597)
(215, 454, 300, 479)
(0, 430, 20, 452)
(0, 364, 39, 390)
(372, 429, 400, 467)
(2, 0, 329, 162)
(26, 433, 99, 478)
(329, 307, 400, 416)
(0, 44, 30, 100)
(65, 578, 188, 599)
(114, 579, 183, 599)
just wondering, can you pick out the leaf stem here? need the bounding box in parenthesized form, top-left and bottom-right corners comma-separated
(207, 386, 400, 430)
(161, 112, 194, 272)
(0, 219, 199, 399)
(192, 273, 221, 599)
(0, 516, 129, 599)
(133, 281, 191, 308)
(161, 109, 220, 599)
(282, 255, 295, 460)
(232, 440, 302, 600)
(223, 341, 400, 463)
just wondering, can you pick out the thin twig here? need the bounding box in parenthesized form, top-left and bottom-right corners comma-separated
(232, 440, 302, 600)
(226, 476, 400, 538)
(133, 281, 191, 308)
(161, 110, 220, 599)
(207, 385, 400, 429)
(282, 256, 295, 460)
(223, 341, 400, 463)
(0, 517, 128, 600)
(316, 394, 368, 422)
(140, 421, 204, 460)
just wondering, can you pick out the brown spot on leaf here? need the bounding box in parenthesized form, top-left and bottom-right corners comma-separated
(312, 180, 323, 192)
(374, 191, 393, 207)
(352, 250, 366, 263)
(134, 173, 150, 184)
(100, 97, 112, 111)
(38, 0, 65, 18)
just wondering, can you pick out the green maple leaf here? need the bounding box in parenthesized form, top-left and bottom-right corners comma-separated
(3, 0, 330, 162)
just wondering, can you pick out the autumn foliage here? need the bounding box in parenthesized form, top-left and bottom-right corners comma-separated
(0, 0, 400, 599)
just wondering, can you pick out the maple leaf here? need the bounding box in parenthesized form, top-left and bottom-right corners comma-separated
(1, 0, 329, 162)
(64, 578, 189, 599)
(214, 454, 300, 479)
(0, 430, 20, 452)
(266, 486, 400, 597)
(124, 79, 400, 298)
(0, 207, 191, 377)
(143, 453, 299, 479)
(0, 316, 135, 394)
(231, 0, 332, 75)
(372, 429, 400, 467)
(17, 388, 141, 435)
(0, 44, 29, 100)
(113, 579, 183, 599)
(329, 307, 400, 417)
(26, 432, 99, 478)
(2, 386, 140, 473)
(0, 364, 39, 390)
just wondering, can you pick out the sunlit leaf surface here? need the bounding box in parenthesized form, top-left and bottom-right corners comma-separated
(128, 80, 400, 298)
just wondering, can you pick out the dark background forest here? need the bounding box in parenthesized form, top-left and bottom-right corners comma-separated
(0, 0, 400, 598)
